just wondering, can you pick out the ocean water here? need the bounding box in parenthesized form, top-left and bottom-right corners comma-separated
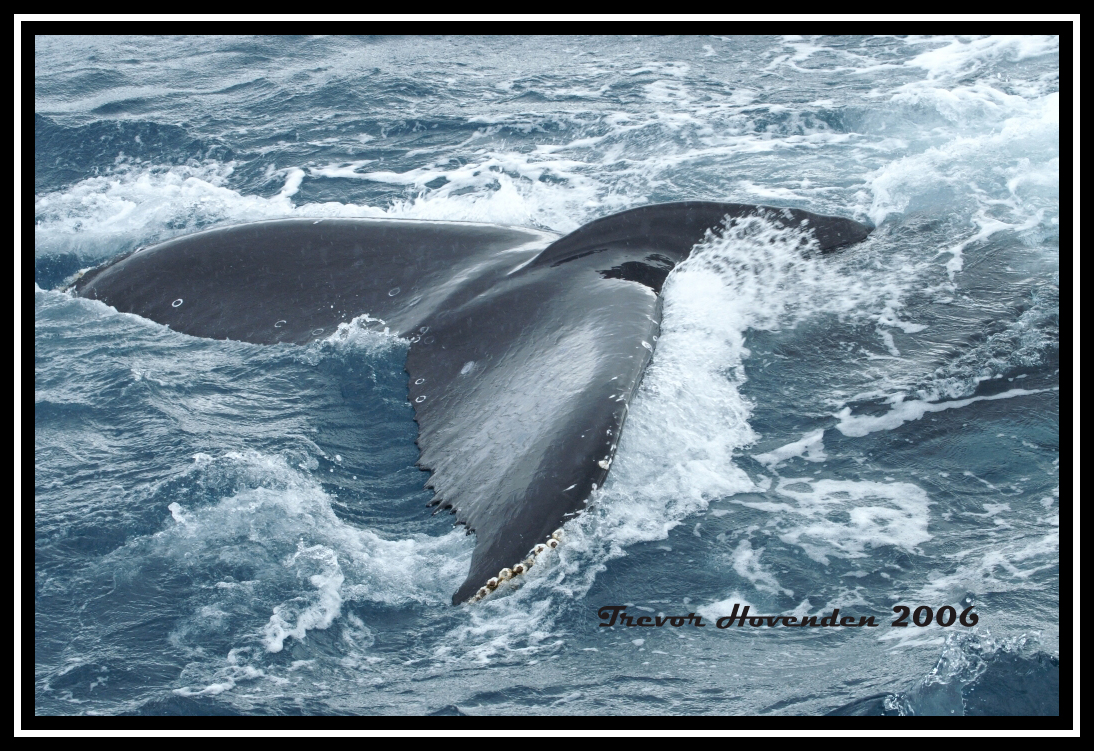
(33, 35, 1061, 717)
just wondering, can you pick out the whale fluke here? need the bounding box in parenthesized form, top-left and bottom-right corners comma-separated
(72, 202, 871, 603)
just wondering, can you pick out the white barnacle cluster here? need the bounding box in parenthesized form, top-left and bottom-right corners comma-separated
(469, 528, 563, 603)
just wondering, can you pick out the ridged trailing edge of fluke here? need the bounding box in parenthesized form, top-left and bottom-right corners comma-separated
(70, 202, 871, 604)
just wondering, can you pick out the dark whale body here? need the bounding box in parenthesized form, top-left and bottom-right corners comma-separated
(72, 202, 871, 603)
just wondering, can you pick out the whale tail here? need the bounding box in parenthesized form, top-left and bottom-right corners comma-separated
(73, 202, 871, 603)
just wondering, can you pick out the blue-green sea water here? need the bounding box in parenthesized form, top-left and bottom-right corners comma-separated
(34, 35, 1060, 716)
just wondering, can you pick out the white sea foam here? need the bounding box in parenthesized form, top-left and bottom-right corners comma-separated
(310, 146, 603, 232)
(903, 35, 1059, 81)
(862, 91, 1059, 231)
(148, 451, 472, 661)
(303, 314, 407, 360)
(697, 593, 756, 623)
(896, 287, 1060, 405)
(262, 542, 346, 653)
(732, 478, 933, 566)
(727, 539, 794, 597)
(915, 527, 1060, 605)
(753, 429, 827, 470)
(34, 146, 604, 266)
(33, 162, 384, 262)
(835, 387, 1056, 438)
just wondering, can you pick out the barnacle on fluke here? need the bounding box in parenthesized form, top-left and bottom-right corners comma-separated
(468, 529, 569, 602)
